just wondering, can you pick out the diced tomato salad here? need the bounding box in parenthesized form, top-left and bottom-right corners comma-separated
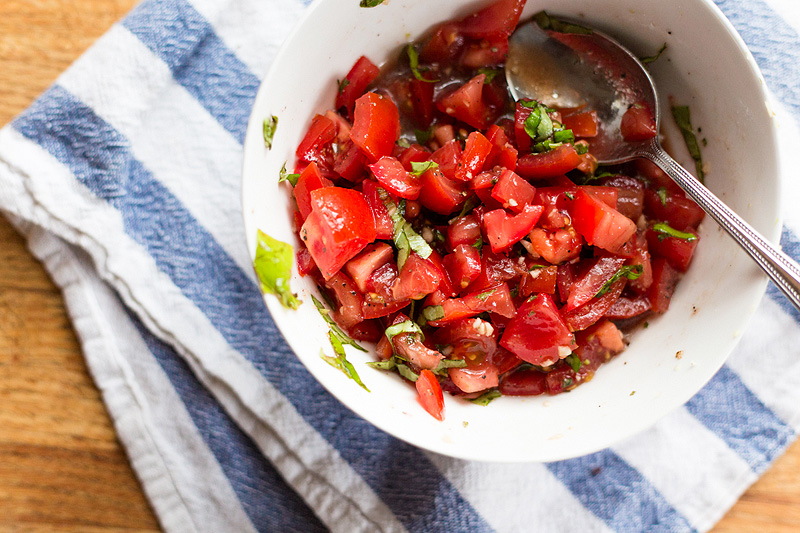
(281, 0, 703, 420)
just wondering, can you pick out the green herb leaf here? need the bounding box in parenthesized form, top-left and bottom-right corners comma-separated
(254, 230, 300, 309)
(652, 222, 698, 242)
(432, 358, 467, 376)
(327, 331, 370, 391)
(385, 319, 425, 345)
(657, 187, 668, 206)
(553, 129, 575, 144)
(263, 115, 278, 150)
(311, 295, 367, 352)
(406, 44, 439, 83)
(469, 389, 502, 406)
(396, 363, 420, 382)
(565, 353, 583, 373)
(383, 193, 433, 269)
(337, 78, 350, 94)
(533, 11, 593, 35)
(366, 359, 397, 371)
(278, 162, 300, 187)
(410, 160, 439, 176)
(476, 67, 500, 83)
(359, 0, 385, 7)
(422, 305, 445, 322)
(671, 105, 705, 183)
(414, 127, 433, 145)
(595, 264, 644, 298)
(641, 42, 667, 65)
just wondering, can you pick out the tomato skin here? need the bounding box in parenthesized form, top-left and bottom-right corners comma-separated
(569, 188, 636, 253)
(499, 293, 575, 366)
(518, 264, 558, 297)
(647, 257, 680, 313)
(428, 282, 516, 326)
(456, 131, 493, 182)
(300, 187, 377, 280)
(392, 253, 443, 301)
(420, 22, 465, 63)
(499, 367, 547, 396)
(436, 74, 490, 130)
(516, 145, 582, 179)
(565, 255, 627, 312)
(490, 168, 535, 213)
(333, 140, 368, 182)
(449, 361, 499, 393)
(447, 213, 482, 249)
(361, 179, 394, 240)
(417, 166, 467, 215)
(646, 226, 699, 272)
(324, 271, 364, 329)
(457, 0, 526, 39)
(442, 244, 482, 290)
(485, 124, 518, 169)
(296, 113, 337, 167)
(644, 189, 705, 230)
(416, 369, 445, 421)
(460, 37, 509, 68)
(397, 144, 431, 171)
(430, 139, 462, 180)
(483, 204, 543, 253)
(335, 56, 380, 120)
(362, 262, 410, 319)
(369, 156, 422, 200)
(344, 242, 394, 294)
(620, 102, 657, 142)
(351, 92, 401, 162)
(600, 175, 645, 221)
(562, 110, 598, 138)
(605, 293, 652, 320)
(563, 278, 626, 331)
(293, 162, 333, 221)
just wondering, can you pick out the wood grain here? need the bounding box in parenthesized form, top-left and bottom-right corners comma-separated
(0, 0, 798, 531)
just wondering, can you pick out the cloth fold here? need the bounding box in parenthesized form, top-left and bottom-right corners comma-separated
(2, 0, 800, 531)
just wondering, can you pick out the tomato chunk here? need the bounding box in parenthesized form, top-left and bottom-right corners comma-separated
(569, 188, 636, 253)
(455, 131, 493, 182)
(436, 74, 490, 130)
(483, 204, 543, 253)
(369, 156, 422, 200)
(499, 294, 575, 366)
(490, 168, 535, 213)
(293, 162, 333, 221)
(335, 56, 380, 120)
(516, 145, 582, 179)
(351, 92, 400, 162)
(620, 102, 657, 142)
(416, 369, 445, 421)
(300, 187, 377, 279)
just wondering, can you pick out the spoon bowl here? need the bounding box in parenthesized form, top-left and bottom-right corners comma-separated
(507, 13, 800, 311)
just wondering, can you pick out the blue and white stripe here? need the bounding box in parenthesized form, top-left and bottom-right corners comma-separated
(0, 0, 799, 531)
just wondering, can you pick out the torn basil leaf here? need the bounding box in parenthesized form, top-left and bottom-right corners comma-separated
(383, 195, 433, 269)
(671, 105, 705, 183)
(406, 44, 438, 83)
(533, 11, 593, 35)
(565, 353, 583, 373)
(652, 222, 698, 242)
(385, 319, 424, 345)
(311, 295, 366, 352)
(641, 43, 667, 65)
(410, 160, 439, 176)
(253, 230, 300, 309)
(359, 0, 385, 6)
(595, 265, 644, 298)
(263, 115, 278, 150)
(469, 389, 502, 406)
(278, 162, 300, 187)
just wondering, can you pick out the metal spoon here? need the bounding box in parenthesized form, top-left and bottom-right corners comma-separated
(506, 15, 800, 311)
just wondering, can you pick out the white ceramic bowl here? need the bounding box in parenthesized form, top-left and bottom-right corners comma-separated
(242, 0, 782, 462)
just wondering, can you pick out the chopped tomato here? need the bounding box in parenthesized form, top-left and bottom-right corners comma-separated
(517, 263, 558, 296)
(436, 74, 491, 130)
(397, 144, 431, 171)
(362, 262, 410, 319)
(417, 166, 467, 215)
(442, 244, 482, 289)
(485, 123, 518, 169)
(324, 271, 364, 329)
(565, 255, 627, 312)
(499, 367, 548, 396)
(361, 179, 394, 239)
(392, 253, 443, 300)
(369, 156, 422, 200)
(562, 109, 598, 137)
(333, 140, 368, 182)
(563, 278, 626, 331)
(430, 139, 462, 180)
(335, 56, 380, 120)
(516, 145, 582, 179)
(351, 92, 400, 162)
(460, 37, 509, 68)
(296, 113, 337, 168)
(447, 213, 482, 249)
(408, 76, 437, 128)
(483, 204, 543, 253)
(648, 257, 680, 313)
(449, 360, 499, 393)
(416, 369, 445, 421)
(605, 293, 652, 320)
(644, 189, 705, 230)
(646, 225, 699, 272)
(300, 187, 377, 279)
(490, 168, 535, 213)
(456, 131, 493, 182)
(529, 226, 583, 265)
(420, 22, 465, 63)
(499, 293, 575, 366)
(600, 174, 645, 221)
(620, 101, 657, 142)
(569, 188, 636, 253)
(344, 242, 394, 293)
(293, 162, 333, 221)
(457, 0, 526, 39)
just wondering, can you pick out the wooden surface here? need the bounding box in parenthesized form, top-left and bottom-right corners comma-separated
(1, 1, 799, 532)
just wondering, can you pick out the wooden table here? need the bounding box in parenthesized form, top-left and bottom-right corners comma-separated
(1, 1, 799, 531)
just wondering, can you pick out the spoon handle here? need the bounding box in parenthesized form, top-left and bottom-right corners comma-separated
(641, 140, 800, 311)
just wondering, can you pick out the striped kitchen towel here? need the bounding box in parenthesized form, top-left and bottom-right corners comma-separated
(1, 0, 799, 531)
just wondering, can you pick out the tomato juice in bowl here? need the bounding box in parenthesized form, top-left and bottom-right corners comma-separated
(241, 0, 781, 462)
